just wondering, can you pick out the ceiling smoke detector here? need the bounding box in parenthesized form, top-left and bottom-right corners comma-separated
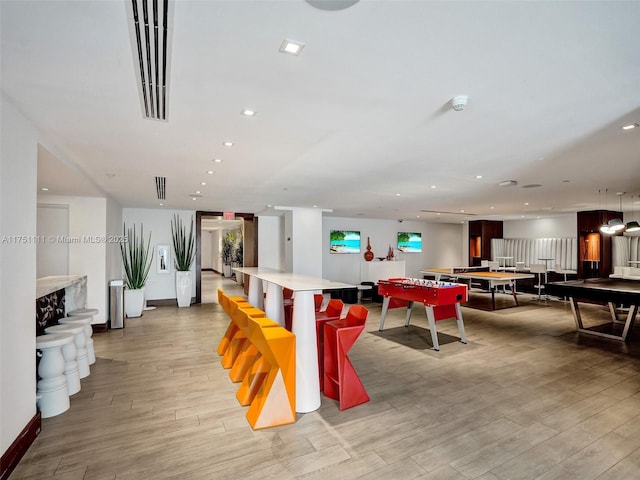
(451, 95, 469, 111)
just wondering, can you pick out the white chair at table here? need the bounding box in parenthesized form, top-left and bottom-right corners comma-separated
(529, 263, 547, 300)
(555, 263, 577, 282)
(487, 261, 505, 293)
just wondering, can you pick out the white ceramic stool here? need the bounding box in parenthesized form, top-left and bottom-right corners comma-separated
(67, 308, 99, 317)
(58, 317, 91, 378)
(44, 324, 83, 395)
(36, 333, 74, 418)
(60, 314, 95, 365)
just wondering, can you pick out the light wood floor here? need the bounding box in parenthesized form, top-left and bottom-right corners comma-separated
(13, 278, 640, 479)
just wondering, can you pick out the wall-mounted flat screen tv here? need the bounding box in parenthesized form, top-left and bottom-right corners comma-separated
(330, 230, 361, 254)
(397, 232, 422, 252)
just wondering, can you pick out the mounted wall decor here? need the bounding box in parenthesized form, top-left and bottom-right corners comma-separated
(330, 230, 361, 254)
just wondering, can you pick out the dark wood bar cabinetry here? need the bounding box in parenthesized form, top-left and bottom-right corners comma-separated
(577, 210, 623, 279)
(469, 220, 503, 266)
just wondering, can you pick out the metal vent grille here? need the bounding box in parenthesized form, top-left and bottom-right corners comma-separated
(126, 0, 174, 121)
(155, 176, 166, 199)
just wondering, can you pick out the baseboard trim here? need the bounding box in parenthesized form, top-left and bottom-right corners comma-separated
(92, 323, 108, 334)
(1, 412, 41, 480)
(146, 297, 196, 307)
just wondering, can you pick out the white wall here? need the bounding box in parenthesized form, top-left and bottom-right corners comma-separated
(37, 195, 108, 324)
(290, 208, 323, 276)
(122, 208, 196, 300)
(323, 217, 464, 285)
(201, 230, 213, 269)
(105, 195, 123, 289)
(1, 95, 38, 454)
(36, 204, 69, 277)
(257, 215, 284, 270)
(504, 215, 576, 238)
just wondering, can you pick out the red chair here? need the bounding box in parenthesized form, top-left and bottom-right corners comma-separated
(323, 305, 370, 410)
(315, 299, 344, 390)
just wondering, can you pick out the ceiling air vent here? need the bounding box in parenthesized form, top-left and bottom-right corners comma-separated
(155, 176, 166, 199)
(126, 0, 174, 121)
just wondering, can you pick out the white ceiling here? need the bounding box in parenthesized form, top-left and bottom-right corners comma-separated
(2, 0, 640, 223)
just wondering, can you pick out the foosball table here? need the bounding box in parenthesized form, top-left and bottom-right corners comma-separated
(377, 278, 468, 350)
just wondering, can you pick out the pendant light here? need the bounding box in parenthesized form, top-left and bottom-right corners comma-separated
(626, 195, 640, 232)
(599, 189, 614, 234)
(600, 190, 626, 234)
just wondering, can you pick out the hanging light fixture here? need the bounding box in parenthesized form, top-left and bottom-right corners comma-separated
(626, 195, 640, 232)
(599, 189, 613, 234)
(600, 189, 626, 234)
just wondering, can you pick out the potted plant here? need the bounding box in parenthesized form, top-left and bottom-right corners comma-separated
(120, 223, 153, 318)
(221, 231, 235, 278)
(233, 232, 244, 285)
(171, 214, 195, 307)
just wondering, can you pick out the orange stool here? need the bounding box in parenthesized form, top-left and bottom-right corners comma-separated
(243, 318, 296, 429)
(323, 305, 370, 410)
(216, 289, 253, 358)
(315, 299, 344, 390)
(229, 310, 277, 383)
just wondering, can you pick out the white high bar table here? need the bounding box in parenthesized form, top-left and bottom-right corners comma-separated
(233, 267, 353, 413)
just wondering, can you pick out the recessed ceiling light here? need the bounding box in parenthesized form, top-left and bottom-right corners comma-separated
(395, 193, 401, 197)
(490, 206, 494, 209)
(430, 185, 436, 189)
(524, 202, 529, 206)
(192, 197, 197, 201)
(213, 158, 222, 163)
(622, 123, 639, 130)
(159, 203, 163, 206)
(460, 210, 465, 213)
(279, 39, 305, 56)
(41, 187, 48, 191)
(207, 170, 214, 174)
(223, 142, 233, 147)
(241, 109, 256, 116)
(499, 180, 518, 187)
(200, 182, 206, 186)
(196, 190, 201, 194)
(476, 175, 483, 179)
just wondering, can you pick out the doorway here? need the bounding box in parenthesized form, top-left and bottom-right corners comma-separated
(195, 211, 257, 304)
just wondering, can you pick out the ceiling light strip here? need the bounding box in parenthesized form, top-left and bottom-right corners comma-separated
(126, 0, 173, 121)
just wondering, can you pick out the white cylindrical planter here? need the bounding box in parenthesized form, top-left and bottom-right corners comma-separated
(124, 288, 145, 318)
(36, 333, 74, 418)
(44, 324, 83, 395)
(176, 271, 191, 307)
(58, 317, 91, 378)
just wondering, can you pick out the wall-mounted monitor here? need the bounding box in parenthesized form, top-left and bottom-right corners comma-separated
(397, 232, 422, 252)
(330, 230, 361, 254)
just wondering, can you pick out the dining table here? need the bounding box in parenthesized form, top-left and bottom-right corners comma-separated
(233, 267, 353, 413)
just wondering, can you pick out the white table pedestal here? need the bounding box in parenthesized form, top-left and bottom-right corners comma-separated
(264, 282, 285, 327)
(291, 290, 321, 413)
